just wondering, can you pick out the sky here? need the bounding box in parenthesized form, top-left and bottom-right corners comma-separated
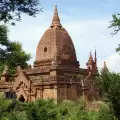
(8, 0, 120, 72)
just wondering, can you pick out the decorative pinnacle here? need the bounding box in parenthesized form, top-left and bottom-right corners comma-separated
(89, 51, 93, 61)
(103, 61, 108, 70)
(94, 49, 97, 62)
(51, 5, 62, 27)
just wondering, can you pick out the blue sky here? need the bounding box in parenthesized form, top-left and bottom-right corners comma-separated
(41, 0, 120, 15)
(8, 0, 120, 72)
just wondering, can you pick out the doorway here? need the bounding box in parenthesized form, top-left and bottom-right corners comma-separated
(18, 95, 25, 102)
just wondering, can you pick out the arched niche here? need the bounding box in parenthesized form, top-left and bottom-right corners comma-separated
(18, 95, 25, 102)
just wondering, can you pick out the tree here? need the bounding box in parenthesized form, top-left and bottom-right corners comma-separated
(109, 14, 120, 53)
(6, 41, 31, 74)
(0, 25, 9, 61)
(0, 93, 117, 120)
(0, 0, 42, 75)
(0, 0, 41, 59)
(0, 25, 31, 76)
(26, 99, 58, 120)
(109, 14, 120, 35)
(0, 0, 42, 25)
(97, 70, 120, 120)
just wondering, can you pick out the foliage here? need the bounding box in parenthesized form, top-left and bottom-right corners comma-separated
(0, 0, 41, 25)
(0, 25, 31, 76)
(115, 44, 120, 53)
(109, 14, 120, 35)
(26, 99, 58, 120)
(58, 99, 117, 120)
(97, 70, 120, 120)
(0, 93, 117, 120)
(0, 62, 4, 77)
(0, 0, 42, 76)
(0, 25, 9, 63)
(0, 93, 12, 119)
(6, 41, 31, 69)
(109, 14, 120, 53)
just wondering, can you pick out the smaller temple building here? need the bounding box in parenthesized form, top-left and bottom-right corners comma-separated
(0, 6, 100, 102)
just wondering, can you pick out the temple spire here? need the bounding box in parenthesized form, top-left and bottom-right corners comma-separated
(51, 5, 62, 27)
(89, 51, 93, 61)
(94, 49, 97, 62)
(103, 61, 108, 71)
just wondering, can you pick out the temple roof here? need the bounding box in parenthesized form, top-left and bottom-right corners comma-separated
(35, 6, 79, 68)
(51, 6, 62, 27)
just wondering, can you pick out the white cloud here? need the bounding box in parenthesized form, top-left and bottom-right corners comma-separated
(98, 53, 120, 73)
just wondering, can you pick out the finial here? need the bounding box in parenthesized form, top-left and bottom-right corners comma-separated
(51, 5, 62, 27)
(103, 61, 108, 71)
(89, 51, 93, 61)
(86, 51, 93, 67)
(94, 48, 97, 62)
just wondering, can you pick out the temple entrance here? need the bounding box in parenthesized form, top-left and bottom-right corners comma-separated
(18, 95, 25, 102)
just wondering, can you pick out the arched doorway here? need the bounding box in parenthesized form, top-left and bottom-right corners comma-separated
(18, 95, 25, 102)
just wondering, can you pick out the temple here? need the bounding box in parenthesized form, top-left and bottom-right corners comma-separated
(0, 6, 99, 102)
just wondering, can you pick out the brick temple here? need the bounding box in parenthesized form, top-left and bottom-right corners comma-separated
(0, 6, 99, 102)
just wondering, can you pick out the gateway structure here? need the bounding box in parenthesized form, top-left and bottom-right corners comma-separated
(0, 6, 99, 102)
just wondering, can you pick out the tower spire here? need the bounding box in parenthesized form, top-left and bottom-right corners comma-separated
(103, 61, 108, 71)
(94, 49, 97, 62)
(86, 51, 94, 69)
(51, 5, 62, 27)
(89, 51, 93, 61)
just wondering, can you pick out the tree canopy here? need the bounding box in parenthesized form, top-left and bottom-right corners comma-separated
(97, 70, 120, 120)
(109, 14, 120, 35)
(0, 0, 41, 75)
(0, 0, 42, 25)
(0, 93, 117, 120)
(0, 25, 31, 76)
(109, 14, 120, 53)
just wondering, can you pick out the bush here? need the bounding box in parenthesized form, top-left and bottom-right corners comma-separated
(0, 94, 117, 120)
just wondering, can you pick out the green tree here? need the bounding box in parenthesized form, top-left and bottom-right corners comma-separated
(0, 0, 41, 58)
(109, 14, 120, 53)
(0, 25, 9, 62)
(0, 25, 31, 76)
(7, 41, 31, 73)
(0, 94, 117, 120)
(0, 93, 12, 119)
(109, 14, 120, 35)
(0, 0, 41, 75)
(97, 70, 120, 120)
(26, 99, 58, 120)
(0, 0, 42, 25)
(57, 99, 117, 120)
